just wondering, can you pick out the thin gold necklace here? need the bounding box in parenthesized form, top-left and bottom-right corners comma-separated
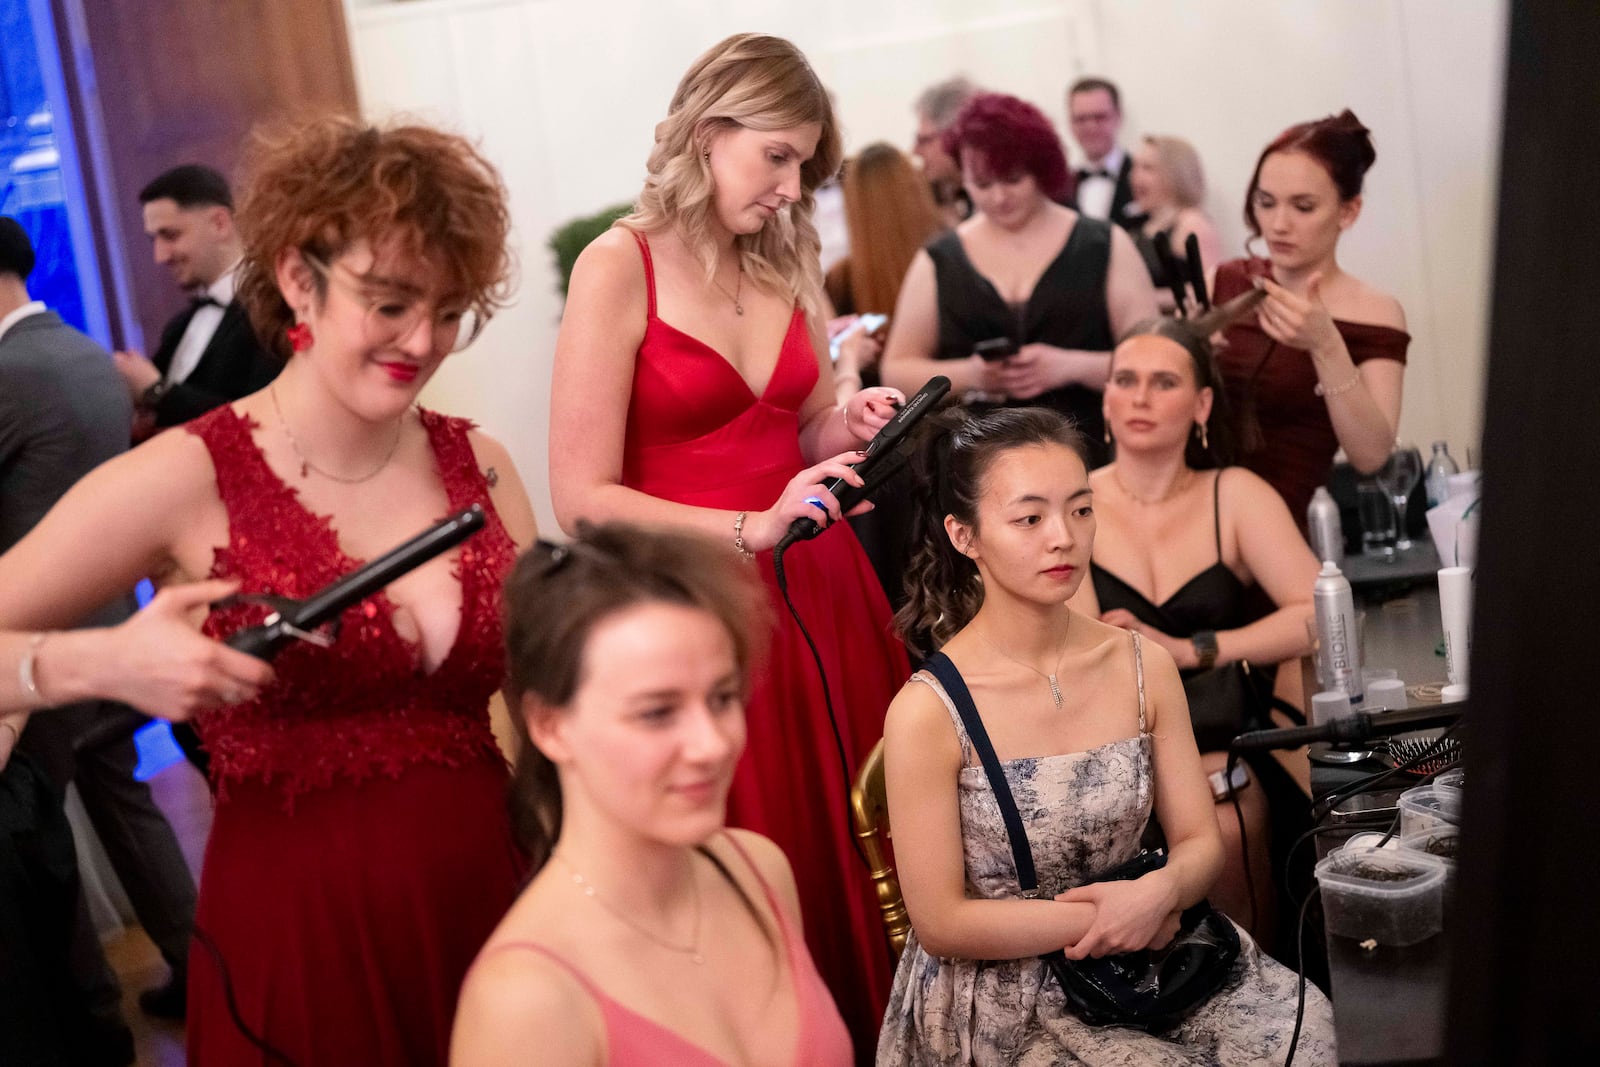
(1112, 465, 1193, 506)
(975, 615, 1071, 709)
(711, 258, 744, 315)
(270, 383, 403, 484)
(551, 852, 706, 964)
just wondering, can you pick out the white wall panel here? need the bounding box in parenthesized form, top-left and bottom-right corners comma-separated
(348, 0, 1505, 531)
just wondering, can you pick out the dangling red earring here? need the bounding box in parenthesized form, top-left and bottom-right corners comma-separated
(287, 322, 313, 352)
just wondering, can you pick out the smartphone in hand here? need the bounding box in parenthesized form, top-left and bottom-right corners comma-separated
(830, 313, 890, 361)
(974, 337, 1018, 362)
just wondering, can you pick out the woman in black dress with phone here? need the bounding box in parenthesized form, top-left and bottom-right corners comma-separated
(880, 92, 1157, 466)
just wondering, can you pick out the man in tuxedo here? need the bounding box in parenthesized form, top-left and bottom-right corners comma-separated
(112, 164, 278, 432)
(1, 217, 198, 1054)
(113, 165, 275, 780)
(1066, 76, 1146, 232)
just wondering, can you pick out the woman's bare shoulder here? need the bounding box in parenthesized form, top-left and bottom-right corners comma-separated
(1336, 275, 1407, 331)
(100, 421, 221, 507)
(1174, 206, 1217, 236)
(1216, 465, 1284, 510)
(454, 932, 603, 1064)
(712, 828, 802, 926)
(1075, 610, 1139, 659)
(577, 223, 643, 267)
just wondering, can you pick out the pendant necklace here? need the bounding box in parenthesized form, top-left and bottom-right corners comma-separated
(270, 383, 403, 484)
(712, 258, 745, 315)
(1112, 466, 1193, 506)
(976, 615, 1072, 709)
(551, 853, 706, 964)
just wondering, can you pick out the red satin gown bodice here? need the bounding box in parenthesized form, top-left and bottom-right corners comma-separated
(617, 232, 903, 1060)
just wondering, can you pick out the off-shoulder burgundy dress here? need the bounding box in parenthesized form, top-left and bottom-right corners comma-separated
(1212, 259, 1410, 531)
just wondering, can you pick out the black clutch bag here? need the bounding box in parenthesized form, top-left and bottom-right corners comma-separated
(923, 650, 1240, 1033)
(1039, 849, 1240, 1031)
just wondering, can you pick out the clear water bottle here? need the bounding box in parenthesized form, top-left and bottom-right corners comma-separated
(1425, 441, 1459, 508)
(1306, 486, 1344, 564)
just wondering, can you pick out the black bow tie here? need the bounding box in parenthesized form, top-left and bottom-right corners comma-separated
(191, 294, 222, 310)
(1076, 167, 1111, 179)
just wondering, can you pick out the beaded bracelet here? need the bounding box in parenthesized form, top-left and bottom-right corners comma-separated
(732, 511, 754, 560)
(1314, 370, 1363, 398)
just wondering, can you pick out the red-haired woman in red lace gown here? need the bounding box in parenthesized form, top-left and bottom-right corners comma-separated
(0, 117, 537, 1065)
(549, 34, 908, 1056)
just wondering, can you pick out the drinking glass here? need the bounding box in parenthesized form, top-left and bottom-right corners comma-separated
(1357, 480, 1396, 559)
(1379, 442, 1423, 550)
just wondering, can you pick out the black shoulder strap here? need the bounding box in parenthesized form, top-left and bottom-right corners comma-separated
(923, 652, 1041, 896)
(1212, 469, 1224, 562)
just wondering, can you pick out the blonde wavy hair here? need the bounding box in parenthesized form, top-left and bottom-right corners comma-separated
(618, 33, 842, 318)
(1141, 134, 1207, 210)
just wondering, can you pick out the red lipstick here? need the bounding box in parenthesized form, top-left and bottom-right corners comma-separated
(379, 362, 420, 383)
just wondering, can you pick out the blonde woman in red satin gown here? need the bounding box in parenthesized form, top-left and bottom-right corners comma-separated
(549, 35, 908, 1056)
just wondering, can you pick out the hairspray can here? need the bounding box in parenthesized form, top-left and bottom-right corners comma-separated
(1313, 561, 1361, 703)
(1307, 486, 1344, 564)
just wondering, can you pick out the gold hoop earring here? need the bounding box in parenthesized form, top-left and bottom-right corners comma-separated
(1197, 421, 1209, 450)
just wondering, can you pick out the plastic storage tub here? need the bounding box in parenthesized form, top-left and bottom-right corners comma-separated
(1315, 848, 1448, 946)
(1398, 785, 1461, 836)
(1398, 825, 1460, 868)
(1341, 832, 1400, 852)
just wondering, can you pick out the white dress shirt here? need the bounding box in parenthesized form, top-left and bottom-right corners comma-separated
(166, 260, 240, 385)
(1075, 146, 1125, 222)
(0, 300, 48, 345)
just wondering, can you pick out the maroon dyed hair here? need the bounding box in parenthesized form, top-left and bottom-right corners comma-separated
(941, 92, 1070, 202)
(1244, 109, 1376, 235)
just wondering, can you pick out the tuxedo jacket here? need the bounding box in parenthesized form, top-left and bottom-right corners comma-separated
(149, 299, 280, 427)
(1072, 152, 1148, 233)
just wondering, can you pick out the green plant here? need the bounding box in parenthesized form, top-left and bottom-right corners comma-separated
(547, 202, 633, 298)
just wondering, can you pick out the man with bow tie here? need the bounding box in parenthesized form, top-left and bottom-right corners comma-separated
(111, 164, 278, 435)
(1066, 76, 1147, 232)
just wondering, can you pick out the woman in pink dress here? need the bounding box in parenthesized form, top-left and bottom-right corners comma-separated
(453, 524, 853, 1066)
(0, 117, 538, 1065)
(548, 33, 907, 1054)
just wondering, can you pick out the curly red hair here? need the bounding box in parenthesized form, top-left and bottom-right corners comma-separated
(940, 93, 1070, 201)
(234, 116, 513, 361)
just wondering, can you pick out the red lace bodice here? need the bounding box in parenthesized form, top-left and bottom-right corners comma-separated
(187, 406, 514, 804)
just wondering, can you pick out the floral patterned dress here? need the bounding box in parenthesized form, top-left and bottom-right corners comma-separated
(876, 634, 1337, 1066)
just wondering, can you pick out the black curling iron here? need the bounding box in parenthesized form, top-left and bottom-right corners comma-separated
(775, 375, 952, 553)
(1152, 231, 1191, 314)
(224, 504, 487, 660)
(1184, 232, 1211, 311)
(1230, 700, 1466, 753)
(1154, 231, 1213, 316)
